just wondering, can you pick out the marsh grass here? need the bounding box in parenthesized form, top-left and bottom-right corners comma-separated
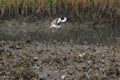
(0, 20, 118, 44)
(23, 22, 115, 44)
(44, 21, 118, 44)
(0, 0, 119, 21)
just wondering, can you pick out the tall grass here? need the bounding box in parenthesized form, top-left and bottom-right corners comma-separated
(0, 0, 119, 21)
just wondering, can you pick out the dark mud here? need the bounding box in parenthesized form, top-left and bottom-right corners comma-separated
(0, 41, 120, 80)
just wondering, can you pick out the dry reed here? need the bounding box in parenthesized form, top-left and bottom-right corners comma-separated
(0, 0, 119, 21)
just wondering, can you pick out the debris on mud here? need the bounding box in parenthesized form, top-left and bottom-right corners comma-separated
(0, 41, 120, 80)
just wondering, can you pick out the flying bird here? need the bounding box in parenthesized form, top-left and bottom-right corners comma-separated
(50, 17, 67, 32)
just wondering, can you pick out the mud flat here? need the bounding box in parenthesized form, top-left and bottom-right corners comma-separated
(0, 41, 120, 80)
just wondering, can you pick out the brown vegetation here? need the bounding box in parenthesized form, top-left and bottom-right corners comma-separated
(0, 0, 119, 22)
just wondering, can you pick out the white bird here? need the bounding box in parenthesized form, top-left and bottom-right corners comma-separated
(50, 17, 67, 32)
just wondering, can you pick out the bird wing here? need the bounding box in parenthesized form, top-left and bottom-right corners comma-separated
(51, 18, 58, 25)
(51, 17, 67, 25)
(57, 18, 61, 24)
(50, 18, 58, 28)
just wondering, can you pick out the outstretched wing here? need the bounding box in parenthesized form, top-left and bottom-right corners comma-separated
(50, 18, 59, 28)
(51, 18, 59, 25)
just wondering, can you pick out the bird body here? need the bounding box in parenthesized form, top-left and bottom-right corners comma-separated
(50, 17, 67, 29)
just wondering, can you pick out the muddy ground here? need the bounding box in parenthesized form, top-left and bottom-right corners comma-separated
(0, 20, 120, 80)
(0, 41, 120, 80)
